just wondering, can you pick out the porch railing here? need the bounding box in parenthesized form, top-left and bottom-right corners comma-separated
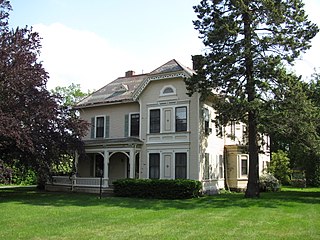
(49, 176, 109, 188)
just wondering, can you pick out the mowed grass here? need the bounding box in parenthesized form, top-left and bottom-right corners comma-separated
(0, 187, 319, 240)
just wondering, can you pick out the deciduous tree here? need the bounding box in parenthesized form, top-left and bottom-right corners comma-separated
(0, 0, 88, 186)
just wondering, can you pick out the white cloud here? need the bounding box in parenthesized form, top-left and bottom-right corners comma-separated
(33, 23, 203, 92)
(33, 23, 135, 92)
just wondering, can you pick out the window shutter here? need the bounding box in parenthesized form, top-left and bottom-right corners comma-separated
(124, 114, 129, 137)
(91, 117, 95, 138)
(105, 116, 110, 138)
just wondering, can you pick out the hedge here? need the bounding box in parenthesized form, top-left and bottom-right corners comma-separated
(113, 178, 202, 199)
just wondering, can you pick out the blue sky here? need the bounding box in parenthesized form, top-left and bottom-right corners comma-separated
(9, 0, 320, 91)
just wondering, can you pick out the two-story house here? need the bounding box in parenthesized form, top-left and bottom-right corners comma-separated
(46, 59, 270, 194)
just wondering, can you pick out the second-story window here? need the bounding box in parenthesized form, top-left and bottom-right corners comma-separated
(150, 109, 160, 133)
(96, 116, 105, 138)
(130, 113, 140, 136)
(175, 106, 187, 132)
(204, 108, 210, 135)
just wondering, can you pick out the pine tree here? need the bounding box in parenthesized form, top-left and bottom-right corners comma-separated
(186, 0, 319, 197)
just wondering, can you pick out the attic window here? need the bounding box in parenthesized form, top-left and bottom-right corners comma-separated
(160, 85, 176, 96)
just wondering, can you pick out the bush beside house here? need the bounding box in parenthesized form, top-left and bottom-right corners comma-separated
(113, 179, 202, 199)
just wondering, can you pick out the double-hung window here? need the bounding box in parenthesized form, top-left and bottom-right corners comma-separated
(240, 155, 248, 176)
(175, 106, 187, 132)
(204, 108, 210, 135)
(149, 153, 160, 179)
(150, 109, 160, 133)
(96, 116, 105, 138)
(175, 153, 187, 179)
(130, 113, 140, 136)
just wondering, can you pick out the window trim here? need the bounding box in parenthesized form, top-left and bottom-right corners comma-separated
(149, 109, 161, 134)
(175, 106, 187, 132)
(239, 154, 249, 178)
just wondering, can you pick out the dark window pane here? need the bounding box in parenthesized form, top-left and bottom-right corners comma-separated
(163, 87, 174, 94)
(241, 158, 248, 175)
(176, 107, 187, 132)
(150, 109, 160, 133)
(130, 114, 140, 136)
(175, 153, 187, 179)
(149, 153, 160, 179)
(96, 117, 104, 138)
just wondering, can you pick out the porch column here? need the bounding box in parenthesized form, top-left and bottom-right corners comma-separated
(129, 148, 135, 178)
(103, 150, 109, 187)
(74, 151, 79, 174)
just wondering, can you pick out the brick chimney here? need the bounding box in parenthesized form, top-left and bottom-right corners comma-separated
(125, 70, 135, 77)
(192, 55, 204, 70)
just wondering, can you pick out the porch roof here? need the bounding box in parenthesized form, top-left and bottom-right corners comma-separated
(83, 137, 143, 147)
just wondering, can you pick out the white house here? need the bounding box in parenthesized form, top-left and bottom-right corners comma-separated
(46, 59, 270, 194)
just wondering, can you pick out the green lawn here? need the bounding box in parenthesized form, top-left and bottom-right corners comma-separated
(0, 186, 319, 240)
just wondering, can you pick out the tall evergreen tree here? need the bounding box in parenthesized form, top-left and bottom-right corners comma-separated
(186, 0, 319, 197)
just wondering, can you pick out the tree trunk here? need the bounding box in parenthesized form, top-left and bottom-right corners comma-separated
(242, 0, 260, 198)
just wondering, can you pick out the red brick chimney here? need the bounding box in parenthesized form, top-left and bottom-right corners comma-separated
(125, 70, 135, 77)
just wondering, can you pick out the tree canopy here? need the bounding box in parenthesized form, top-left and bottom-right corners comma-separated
(0, 0, 88, 185)
(187, 0, 319, 197)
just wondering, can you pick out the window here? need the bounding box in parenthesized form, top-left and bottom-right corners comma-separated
(96, 116, 104, 138)
(163, 87, 174, 94)
(149, 153, 160, 179)
(150, 109, 160, 133)
(230, 121, 236, 140)
(175, 153, 187, 179)
(204, 108, 210, 135)
(160, 85, 176, 96)
(240, 155, 248, 176)
(204, 153, 210, 180)
(219, 155, 224, 178)
(130, 113, 140, 136)
(175, 106, 187, 132)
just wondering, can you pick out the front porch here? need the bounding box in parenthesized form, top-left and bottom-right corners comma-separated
(46, 137, 143, 193)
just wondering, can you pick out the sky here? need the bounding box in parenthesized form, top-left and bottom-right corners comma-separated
(8, 0, 320, 92)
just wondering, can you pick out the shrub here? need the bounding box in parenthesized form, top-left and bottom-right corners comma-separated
(113, 179, 202, 199)
(259, 174, 281, 192)
(290, 179, 306, 188)
(0, 160, 13, 184)
(268, 150, 292, 185)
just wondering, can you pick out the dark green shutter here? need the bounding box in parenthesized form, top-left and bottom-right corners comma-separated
(124, 114, 129, 137)
(105, 116, 110, 138)
(91, 117, 95, 138)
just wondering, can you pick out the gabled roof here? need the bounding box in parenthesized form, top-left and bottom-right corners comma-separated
(149, 59, 195, 76)
(75, 59, 195, 108)
(132, 59, 195, 100)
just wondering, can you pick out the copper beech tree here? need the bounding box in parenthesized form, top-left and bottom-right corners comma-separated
(186, 0, 319, 197)
(0, 0, 88, 186)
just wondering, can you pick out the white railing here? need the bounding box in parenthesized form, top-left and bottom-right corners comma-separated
(50, 176, 109, 188)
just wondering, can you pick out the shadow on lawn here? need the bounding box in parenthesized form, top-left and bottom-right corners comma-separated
(0, 186, 319, 210)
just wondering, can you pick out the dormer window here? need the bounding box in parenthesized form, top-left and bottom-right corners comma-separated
(160, 85, 176, 96)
